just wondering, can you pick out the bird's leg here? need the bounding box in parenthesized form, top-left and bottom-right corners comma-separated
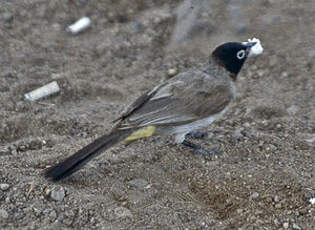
(181, 140, 220, 156)
(185, 131, 208, 140)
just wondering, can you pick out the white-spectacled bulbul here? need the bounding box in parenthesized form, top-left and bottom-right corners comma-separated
(44, 38, 263, 181)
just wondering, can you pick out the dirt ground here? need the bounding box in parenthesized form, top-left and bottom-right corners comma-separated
(0, 0, 314, 229)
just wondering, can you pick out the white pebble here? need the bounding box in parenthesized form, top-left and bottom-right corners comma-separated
(67, 16, 91, 34)
(0, 184, 10, 191)
(309, 197, 315, 205)
(292, 223, 301, 230)
(50, 187, 65, 202)
(250, 192, 259, 200)
(167, 68, 178, 77)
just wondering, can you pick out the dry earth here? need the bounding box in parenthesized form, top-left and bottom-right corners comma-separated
(0, 0, 314, 229)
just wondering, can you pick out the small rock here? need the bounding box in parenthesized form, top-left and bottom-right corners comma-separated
(236, 208, 243, 214)
(254, 210, 263, 215)
(274, 218, 280, 226)
(250, 192, 259, 200)
(114, 207, 132, 218)
(274, 195, 280, 203)
(0, 184, 10, 191)
(50, 187, 66, 202)
(128, 179, 148, 189)
(266, 196, 273, 203)
(13, 212, 24, 220)
(281, 72, 288, 78)
(275, 203, 282, 209)
(232, 129, 243, 140)
(283, 222, 289, 229)
(292, 223, 301, 230)
(49, 210, 57, 220)
(81, 131, 88, 138)
(0, 209, 8, 219)
(33, 208, 41, 217)
(167, 68, 178, 78)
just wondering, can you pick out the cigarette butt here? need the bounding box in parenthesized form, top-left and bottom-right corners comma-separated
(67, 16, 91, 34)
(24, 81, 60, 101)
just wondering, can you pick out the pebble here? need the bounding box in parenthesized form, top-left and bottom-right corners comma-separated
(283, 222, 289, 229)
(0, 209, 9, 219)
(128, 179, 148, 189)
(232, 129, 243, 139)
(274, 195, 280, 203)
(275, 203, 282, 209)
(50, 187, 66, 202)
(236, 208, 243, 214)
(250, 192, 259, 200)
(114, 207, 132, 218)
(167, 68, 178, 78)
(49, 210, 57, 220)
(0, 183, 10, 191)
(292, 223, 301, 230)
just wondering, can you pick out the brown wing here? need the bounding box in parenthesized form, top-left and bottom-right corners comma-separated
(116, 70, 233, 129)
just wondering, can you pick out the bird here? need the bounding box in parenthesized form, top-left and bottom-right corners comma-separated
(44, 38, 263, 181)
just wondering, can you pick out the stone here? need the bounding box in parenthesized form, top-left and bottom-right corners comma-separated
(50, 187, 66, 202)
(0, 209, 8, 219)
(250, 192, 259, 200)
(0, 184, 10, 191)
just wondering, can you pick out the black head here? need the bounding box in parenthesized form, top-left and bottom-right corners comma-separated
(212, 42, 256, 78)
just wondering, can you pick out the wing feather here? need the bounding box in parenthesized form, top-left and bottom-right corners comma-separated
(117, 70, 233, 129)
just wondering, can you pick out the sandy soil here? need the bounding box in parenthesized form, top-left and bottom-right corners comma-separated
(0, 0, 314, 229)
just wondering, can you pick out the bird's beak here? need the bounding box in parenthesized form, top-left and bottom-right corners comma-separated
(245, 42, 257, 56)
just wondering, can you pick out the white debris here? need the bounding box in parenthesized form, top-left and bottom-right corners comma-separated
(24, 81, 60, 101)
(67, 16, 91, 34)
(0, 184, 10, 191)
(243, 37, 264, 57)
(309, 197, 315, 205)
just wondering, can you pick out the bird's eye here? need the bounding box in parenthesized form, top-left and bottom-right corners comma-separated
(236, 50, 246, 59)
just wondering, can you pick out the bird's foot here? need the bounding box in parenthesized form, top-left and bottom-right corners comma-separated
(185, 131, 208, 140)
(182, 140, 221, 156)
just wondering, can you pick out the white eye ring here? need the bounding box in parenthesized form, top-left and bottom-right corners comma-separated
(236, 50, 246, 59)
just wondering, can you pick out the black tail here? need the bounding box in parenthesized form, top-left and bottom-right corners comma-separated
(44, 129, 132, 181)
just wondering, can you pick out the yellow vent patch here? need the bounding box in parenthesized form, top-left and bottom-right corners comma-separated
(124, 126, 156, 144)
